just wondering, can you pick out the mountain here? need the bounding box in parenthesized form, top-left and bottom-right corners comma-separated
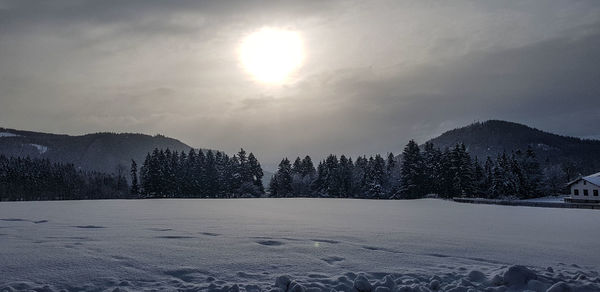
(427, 120, 600, 175)
(0, 128, 210, 174)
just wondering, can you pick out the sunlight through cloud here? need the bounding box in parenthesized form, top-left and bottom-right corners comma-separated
(239, 27, 304, 84)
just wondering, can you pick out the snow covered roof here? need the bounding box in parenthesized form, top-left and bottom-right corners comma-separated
(567, 172, 600, 187)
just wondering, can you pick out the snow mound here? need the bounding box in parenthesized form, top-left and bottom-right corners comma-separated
(502, 265, 537, 287)
(1, 265, 597, 292)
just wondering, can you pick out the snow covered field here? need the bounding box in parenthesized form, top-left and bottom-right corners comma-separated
(1, 199, 599, 291)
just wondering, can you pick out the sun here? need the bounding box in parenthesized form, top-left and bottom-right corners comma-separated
(239, 27, 304, 84)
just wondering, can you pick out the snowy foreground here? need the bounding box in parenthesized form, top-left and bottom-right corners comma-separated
(1, 199, 599, 292)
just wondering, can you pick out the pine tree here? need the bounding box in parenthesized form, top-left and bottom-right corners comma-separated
(300, 156, 316, 178)
(338, 155, 353, 198)
(399, 140, 424, 199)
(483, 157, 494, 198)
(352, 156, 369, 197)
(323, 155, 340, 197)
(228, 155, 241, 197)
(271, 158, 292, 197)
(290, 157, 307, 197)
(205, 150, 219, 197)
(366, 154, 385, 199)
(455, 144, 475, 197)
(185, 149, 197, 197)
(130, 159, 139, 198)
(247, 152, 264, 196)
(472, 157, 485, 197)
(385, 152, 399, 194)
(215, 151, 227, 197)
(422, 142, 442, 195)
(520, 146, 542, 198)
(196, 150, 207, 197)
(140, 153, 151, 196)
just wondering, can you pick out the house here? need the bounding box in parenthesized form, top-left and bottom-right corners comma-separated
(566, 172, 600, 203)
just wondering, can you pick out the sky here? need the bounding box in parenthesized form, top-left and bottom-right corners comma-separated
(1, 0, 599, 170)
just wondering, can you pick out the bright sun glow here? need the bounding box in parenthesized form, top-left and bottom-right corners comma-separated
(239, 27, 304, 84)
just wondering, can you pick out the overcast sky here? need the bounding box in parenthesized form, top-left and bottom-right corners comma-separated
(1, 0, 599, 170)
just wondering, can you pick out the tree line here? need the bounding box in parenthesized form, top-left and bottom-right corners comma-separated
(0, 155, 129, 201)
(0, 141, 560, 201)
(269, 140, 551, 199)
(134, 148, 264, 198)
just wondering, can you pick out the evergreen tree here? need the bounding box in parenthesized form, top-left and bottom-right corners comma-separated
(338, 155, 353, 198)
(205, 150, 219, 197)
(291, 157, 311, 197)
(323, 155, 340, 197)
(520, 146, 542, 198)
(451, 144, 475, 197)
(245, 152, 264, 197)
(422, 143, 442, 195)
(385, 152, 399, 194)
(352, 156, 369, 197)
(300, 156, 316, 178)
(130, 159, 139, 198)
(366, 154, 386, 199)
(483, 157, 494, 198)
(472, 157, 485, 197)
(399, 140, 424, 198)
(270, 158, 293, 197)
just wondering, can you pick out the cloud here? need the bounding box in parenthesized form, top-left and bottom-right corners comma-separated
(285, 26, 600, 153)
(1, 1, 600, 170)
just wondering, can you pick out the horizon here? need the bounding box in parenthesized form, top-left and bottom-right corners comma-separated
(2, 118, 599, 171)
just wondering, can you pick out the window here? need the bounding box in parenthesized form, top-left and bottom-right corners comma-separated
(584, 189, 589, 196)
(584, 181, 587, 185)
(594, 190, 599, 197)
(574, 189, 579, 196)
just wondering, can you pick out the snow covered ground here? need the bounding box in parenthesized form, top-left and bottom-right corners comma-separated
(0, 198, 599, 291)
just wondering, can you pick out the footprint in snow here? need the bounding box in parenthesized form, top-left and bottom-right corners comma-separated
(321, 256, 345, 265)
(0, 218, 49, 224)
(155, 235, 195, 239)
(148, 228, 174, 232)
(73, 225, 106, 229)
(311, 238, 340, 244)
(0, 218, 29, 222)
(256, 240, 285, 246)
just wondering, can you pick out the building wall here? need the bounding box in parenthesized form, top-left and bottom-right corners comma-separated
(570, 179, 600, 201)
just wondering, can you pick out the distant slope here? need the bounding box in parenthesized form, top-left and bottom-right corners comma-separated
(427, 120, 600, 174)
(0, 128, 213, 174)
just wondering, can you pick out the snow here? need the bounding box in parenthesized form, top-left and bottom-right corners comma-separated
(0, 198, 599, 291)
(583, 172, 600, 187)
(0, 132, 19, 137)
(28, 143, 48, 154)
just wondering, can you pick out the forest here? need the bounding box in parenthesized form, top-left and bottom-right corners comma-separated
(0, 140, 564, 201)
(269, 141, 556, 199)
(136, 148, 264, 198)
(0, 155, 129, 201)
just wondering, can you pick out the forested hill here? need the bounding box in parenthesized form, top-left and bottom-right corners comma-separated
(0, 128, 214, 174)
(427, 120, 600, 176)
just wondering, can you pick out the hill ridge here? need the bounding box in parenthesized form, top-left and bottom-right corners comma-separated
(0, 127, 214, 174)
(427, 119, 600, 176)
